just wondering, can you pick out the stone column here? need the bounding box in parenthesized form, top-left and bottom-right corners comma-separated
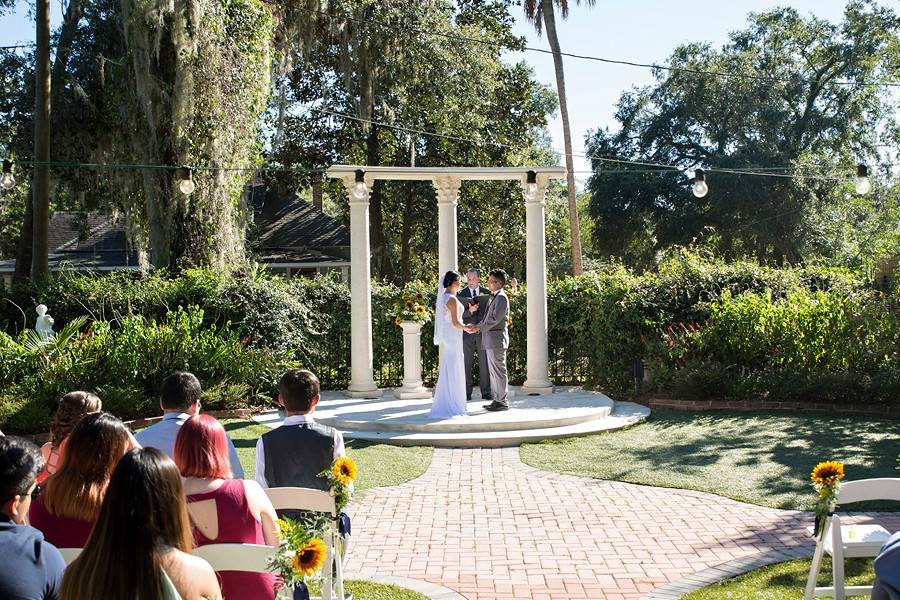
(432, 176, 461, 277)
(343, 174, 381, 398)
(520, 174, 554, 395)
(394, 321, 431, 399)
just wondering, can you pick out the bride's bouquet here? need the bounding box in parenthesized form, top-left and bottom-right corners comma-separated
(391, 281, 433, 326)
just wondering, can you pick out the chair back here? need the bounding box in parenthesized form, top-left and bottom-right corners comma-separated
(192, 543, 276, 573)
(57, 547, 82, 565)
(265, 487, 337, 516)
(837, 478, 900, 505)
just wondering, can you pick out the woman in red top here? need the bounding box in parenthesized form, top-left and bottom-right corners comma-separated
(37, 391, 102, 484)
(29, 411, 137, 548)
(175, 414, 279, 600)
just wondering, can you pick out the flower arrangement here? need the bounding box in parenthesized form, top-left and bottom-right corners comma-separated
(318, 456, 358, 512)
(267, 515, 329, 592)
(810, 460, 845, 539)
(391, 282, 432, 326)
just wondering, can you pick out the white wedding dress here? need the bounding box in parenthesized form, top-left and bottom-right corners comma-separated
(429, 291, 468, 419)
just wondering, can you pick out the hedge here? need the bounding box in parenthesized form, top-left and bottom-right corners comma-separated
(1, 251, 896, 434)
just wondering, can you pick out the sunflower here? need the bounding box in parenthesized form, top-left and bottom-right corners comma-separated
(394, 316, 403, 326)
(332, 456, 358, 485)
(291, 538, 327, 577)
(415, 292, 424, 300)
(811, 461, 845, 487)
(405, 300, 414, 310)
(416, 305, 425, 314)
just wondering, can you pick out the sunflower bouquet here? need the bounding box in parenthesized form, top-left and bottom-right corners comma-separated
(267, 515, 329, 595)
(810, 460, 845, 540)
(318, 456, 358, 512)
(391, 282, 432, 326)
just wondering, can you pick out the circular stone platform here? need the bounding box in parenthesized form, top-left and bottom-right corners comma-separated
(252, 386, 650, 448)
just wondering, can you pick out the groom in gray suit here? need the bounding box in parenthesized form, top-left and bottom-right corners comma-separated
(473, 269, 510, 412)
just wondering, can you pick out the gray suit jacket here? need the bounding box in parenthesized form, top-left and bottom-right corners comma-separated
(479, 289, 509, 350)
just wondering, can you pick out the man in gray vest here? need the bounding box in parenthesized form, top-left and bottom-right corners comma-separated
(458, 268, 491, 401)
(254, 369, 346, 490)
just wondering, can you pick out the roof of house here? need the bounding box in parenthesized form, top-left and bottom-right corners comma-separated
(0, 190, 351, 273)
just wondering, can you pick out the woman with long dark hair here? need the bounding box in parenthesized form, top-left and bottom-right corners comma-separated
(429, 270, 472, 418)
(60, 448, 221, 600)
(30, 411, 137, 548)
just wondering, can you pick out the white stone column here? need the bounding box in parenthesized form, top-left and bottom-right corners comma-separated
(520, 174, 554, 395)
(432, 176, 461, 276)
(343, 174, 381, 398)
(394, 321, 431, 399)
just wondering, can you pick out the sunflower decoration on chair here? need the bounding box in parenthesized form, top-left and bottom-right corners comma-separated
(319, 456, 358, 512)
(267, 515, 329, 594)
(810, 460, 845, 540)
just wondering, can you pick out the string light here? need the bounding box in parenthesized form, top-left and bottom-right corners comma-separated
(177, 167, 195, 195)
(854, 164, 872, 195)
(352, 168, 368, 199)
(692, 169, 708, 198)
(1, 160, 14, 190)
(526, 170, 538, 195)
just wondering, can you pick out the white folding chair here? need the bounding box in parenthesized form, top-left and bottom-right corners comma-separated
(265, 487, 345, 600)
(804, 477, 900, 599)
(192, 543, 276, 573)
(57, 547, 81, 565)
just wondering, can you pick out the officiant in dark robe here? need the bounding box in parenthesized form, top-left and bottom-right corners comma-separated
(458, 268, 491, 401)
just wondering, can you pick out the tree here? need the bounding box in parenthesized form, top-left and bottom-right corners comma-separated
(522, 0, 594, 276)
(586, 1, 899, 269)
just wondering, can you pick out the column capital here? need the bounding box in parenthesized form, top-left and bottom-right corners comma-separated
(521, 173, 552, 205)
(432, 175, 462, 206)
(341, 173, 374, 204)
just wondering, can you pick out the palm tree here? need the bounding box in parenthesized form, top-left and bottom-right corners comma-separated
(523, 0, 594, 276)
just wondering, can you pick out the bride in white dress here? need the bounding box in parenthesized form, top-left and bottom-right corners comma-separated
(429, 271, 472, 419)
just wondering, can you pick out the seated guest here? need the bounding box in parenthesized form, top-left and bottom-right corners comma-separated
(29, 412, 138, 549)
(0, 436, 65, 600)
(255, 369, 345, 490)
(136, 371, 244, 478)
(175, 414, 279, 600)
(873, 531, 900, 600)
(37, 391, 102, 484)
(61, 448, 221, 600)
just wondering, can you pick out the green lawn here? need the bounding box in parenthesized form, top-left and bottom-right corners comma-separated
(683, 558, 875, 599)
(519, 410, 900, 510)
(308, 579, 428, 600)
(221, 419, 433, 492)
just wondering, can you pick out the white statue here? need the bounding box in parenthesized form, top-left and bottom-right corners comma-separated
(35, 304, 55, 340)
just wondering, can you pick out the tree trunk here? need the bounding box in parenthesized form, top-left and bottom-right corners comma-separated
(542, 0, 583, 276)
(13, 196, 34, 281)
(400, 183, 414, 284)
(31, 0, 51, 281)
(365, 126, 395, 281)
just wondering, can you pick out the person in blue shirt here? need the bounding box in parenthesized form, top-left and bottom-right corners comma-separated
(0, 436, 65, 600)
(874, 531, 900, 600)
(135, 371, 245, 478)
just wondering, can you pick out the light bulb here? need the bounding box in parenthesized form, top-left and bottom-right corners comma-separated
(692, 169, 708, 198)
(179, 178, 196, 195)
(854, 164, 871, 195)
(1, 159, 13, 190)
(177, 167, 195, 195)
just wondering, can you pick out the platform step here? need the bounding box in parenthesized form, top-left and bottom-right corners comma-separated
(339, 402, 649, 448)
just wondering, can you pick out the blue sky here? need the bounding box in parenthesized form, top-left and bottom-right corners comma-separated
(0, 1, 887, 179)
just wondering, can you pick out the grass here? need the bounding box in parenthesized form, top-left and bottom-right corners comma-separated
(683, 557, 875, 599)
(307, 579, 428, 600)
(221, 419, 433, 492)
(519, 409, 900, 510)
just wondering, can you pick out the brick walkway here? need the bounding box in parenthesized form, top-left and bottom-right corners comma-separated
(346, 448, 900, 600)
